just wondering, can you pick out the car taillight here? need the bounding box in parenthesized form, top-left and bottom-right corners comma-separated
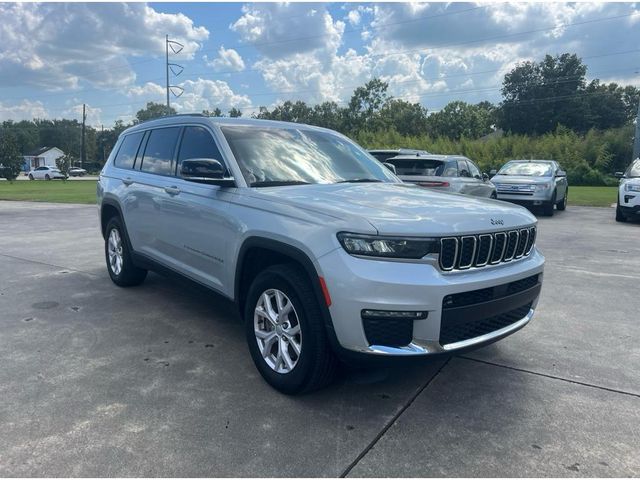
(417, 181, 450, 187)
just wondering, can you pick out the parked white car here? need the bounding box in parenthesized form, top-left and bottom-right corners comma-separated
(69, 167, 88, 177)
(616, 158, 640, 222)
(28, 166, 67, 180)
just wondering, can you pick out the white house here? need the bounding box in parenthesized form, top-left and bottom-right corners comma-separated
(22, 147, 65, 171)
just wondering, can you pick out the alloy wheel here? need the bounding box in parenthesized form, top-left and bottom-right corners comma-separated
(107, 228, 124, 275)
(254, 289, 302, 374)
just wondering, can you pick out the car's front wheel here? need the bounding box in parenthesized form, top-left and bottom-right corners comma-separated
(542, 191, 556, 216)
(556, 188, 567, 211)
(616, 200, 627, 222)
(28, 174, 34, 180)
(245, 264, 337, 394)
(104, 217, 147, 287)
(45, 174, 51, 180)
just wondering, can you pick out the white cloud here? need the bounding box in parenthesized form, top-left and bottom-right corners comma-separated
(0, 100, 49, 121)
(204, 47, 245, 72)
(0, 3, 209, 91)
(172, 78, 252, 113)
(347, 10, 361, 26)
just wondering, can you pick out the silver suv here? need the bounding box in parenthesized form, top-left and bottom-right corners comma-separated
(98, 115, 545, 394)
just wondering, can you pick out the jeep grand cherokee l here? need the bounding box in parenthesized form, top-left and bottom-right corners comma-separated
(97, 115, 545, 394)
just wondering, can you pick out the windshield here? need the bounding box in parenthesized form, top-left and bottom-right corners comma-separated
(498, 161, 553, 177)
(387, 158, 455, 177)
(625, 160, 640, 178)
(220, 125, 398, 186)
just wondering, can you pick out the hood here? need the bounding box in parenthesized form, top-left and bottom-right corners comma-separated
(491, 174, 552, 185)
(251, 182, 536, 236)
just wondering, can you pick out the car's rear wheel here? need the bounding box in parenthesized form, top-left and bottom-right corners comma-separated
(45, 174, 51, 180)
(542, 191, 556, 216)
(616, 201, 627, 222)
(490, 191, 497, 199)
(244, 264, 337, 394)
(28, 174, 34, 180)
(556, 189, 567, 211)
(104, 216, 147, 287)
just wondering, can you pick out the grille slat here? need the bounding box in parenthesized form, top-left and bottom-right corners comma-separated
(439, 227, 536, 271)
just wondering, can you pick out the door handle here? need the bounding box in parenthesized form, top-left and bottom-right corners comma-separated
(164, 186, 180, 196)
(122, 177, 134, 186)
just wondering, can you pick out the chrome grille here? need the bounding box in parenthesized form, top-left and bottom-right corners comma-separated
(439, 226, 537, 271)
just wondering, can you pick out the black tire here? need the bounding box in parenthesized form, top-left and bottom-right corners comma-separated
(556, 188, 567, 211)
(104, 216, 147, 287)
(45, 174, 51, 181)
(490, 191, 497, 199)
(28, 174, 34, 180)
(616, 201, 627, 222)
(542, 191, 556, 216)
(244, 264, 337, 394)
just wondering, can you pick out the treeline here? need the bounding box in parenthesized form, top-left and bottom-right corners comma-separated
(1, 52, 638, 184)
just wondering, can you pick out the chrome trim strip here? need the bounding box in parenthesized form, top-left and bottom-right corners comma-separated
(358, 309, 535, 356)
(457, 236, 477, 270)
(503, 230, 519, 262)
(525, 226, 536, 255)
(515, 228, 529, 259)
(476, 234, 493, 267)
(439, 237, 458, 271)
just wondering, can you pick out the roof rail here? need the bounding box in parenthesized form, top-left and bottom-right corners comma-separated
(134, 113, 207, 126)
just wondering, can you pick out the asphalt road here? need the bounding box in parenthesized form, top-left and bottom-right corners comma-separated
(0, 201, 638, 476)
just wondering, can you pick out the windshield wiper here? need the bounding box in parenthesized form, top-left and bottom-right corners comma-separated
(336, 178, 383, 184)
(251, 180, 312, 187)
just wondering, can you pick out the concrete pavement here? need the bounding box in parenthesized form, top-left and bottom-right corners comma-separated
(0, 200, 638, 476)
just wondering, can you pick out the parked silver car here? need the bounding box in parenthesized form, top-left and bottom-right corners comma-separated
(491, 160, 568, 216)
(385, 154, 496, 198)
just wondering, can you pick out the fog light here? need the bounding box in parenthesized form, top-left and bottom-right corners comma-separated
(361, 310, 428, 320)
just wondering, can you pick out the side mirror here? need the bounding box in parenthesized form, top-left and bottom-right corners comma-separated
(181, 158, 233, 185)
(382, 162, 397, 174)
(614, 171, 625, 179)
(482, 172, 490, 181)
(489, 169, 497, 176)
(556, 170, 567, 177)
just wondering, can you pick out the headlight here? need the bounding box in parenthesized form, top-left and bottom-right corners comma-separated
(624, 183, 640, 192)
(337, 232, 439, 259)
(534, 184, 550, 191)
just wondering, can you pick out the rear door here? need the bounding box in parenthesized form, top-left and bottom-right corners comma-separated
(456, 159, 478, 195)
(124, 126, 182, 261)
(466, 159, 493, 197)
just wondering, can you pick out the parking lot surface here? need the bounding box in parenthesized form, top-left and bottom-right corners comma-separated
(0, 201, 638, 476)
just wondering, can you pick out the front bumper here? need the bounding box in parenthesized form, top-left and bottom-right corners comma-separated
(496, 189, 553, 206)
(316, 247, 544, 357)
(619, 188, 640, 214)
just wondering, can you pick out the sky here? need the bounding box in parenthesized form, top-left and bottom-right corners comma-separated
(0, 2, 639, 127)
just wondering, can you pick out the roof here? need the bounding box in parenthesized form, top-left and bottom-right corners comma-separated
(506, 159, 556, 164)
(368, 148, 431, 155)
(122, 114, 334, 137)
(24, 146, 64, 156)
(389, 154, 464, 161)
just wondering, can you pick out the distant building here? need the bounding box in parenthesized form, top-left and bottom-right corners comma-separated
(22, 147, 65, 171)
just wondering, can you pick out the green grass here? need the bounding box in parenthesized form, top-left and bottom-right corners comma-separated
(0, 180, 97, 204)
(0, 180, 618, 208)
(568, 186, 618, 207)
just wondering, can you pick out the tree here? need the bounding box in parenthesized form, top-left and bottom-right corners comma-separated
(55, 154, 73, 176)
(134, 102, 176, 123)
(346, 78, 390, 133)
(379, 99, 428, 137)
(427, 101, 495, 139)
(203, 108, 223, 117)
(0, 132, 23, 181)
(228, 107, 243, 118)
(499, 53, 588, 134)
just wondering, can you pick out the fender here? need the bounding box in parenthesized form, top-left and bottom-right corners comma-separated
(234, 236, 339, 346)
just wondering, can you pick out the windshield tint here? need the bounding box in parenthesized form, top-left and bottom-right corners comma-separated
(221, 126, 398, 186)
(498, 161, 553, 177)
(387, 158, 451, 177)
(625, 160, 640, 178)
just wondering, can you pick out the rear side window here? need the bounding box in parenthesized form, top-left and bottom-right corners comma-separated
(177, 126, 225, 172)
(114, 132, 144, 169)
(140, 127, 181, 176)
(458, 160, 471, 177)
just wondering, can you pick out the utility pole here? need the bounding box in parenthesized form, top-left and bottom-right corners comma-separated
(101, 124, 105, 165)
(80, 103, 86, 169)
(633, 97, 640, 161)
(165, 35, 184, 115)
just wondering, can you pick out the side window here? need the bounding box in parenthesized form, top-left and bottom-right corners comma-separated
(458, 160, 471, 178)
(442, 160, 458, 177)
(467, 160, 482, 179)
(140, 127, 181, 176)
(114, 132, 144, 170)
(177, 126, 225, 173)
